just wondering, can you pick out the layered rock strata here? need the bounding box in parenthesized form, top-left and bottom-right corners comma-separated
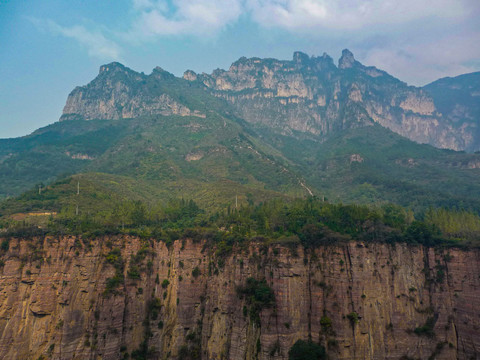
(0, 236, 478, 359)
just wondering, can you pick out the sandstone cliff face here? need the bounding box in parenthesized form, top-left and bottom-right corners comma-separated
(0, 236, 478, 360)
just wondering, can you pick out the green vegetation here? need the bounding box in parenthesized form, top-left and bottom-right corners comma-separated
(178, 326, 202, 360)
(288, 340, 326, 360)
(320, 315, 332, 330)
(346, 312, 360, 326)
(1, 194, 480, 249)
(104, 248, 124, 295)
(1, 110, 480, 219)
(414, 317, 436, 337)
(192, 267, 201, 278)
(258, 125, 480, 213)
(425, 208, 480, 244)
(236, 277, 275, 325)
(0, 112, 303, 208)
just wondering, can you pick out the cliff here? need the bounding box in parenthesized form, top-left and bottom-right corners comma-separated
(195, 50, 467, 150)
(60, 51, 480, 151)
(61, 63, 205, 121)
(0, 236, 478, 359)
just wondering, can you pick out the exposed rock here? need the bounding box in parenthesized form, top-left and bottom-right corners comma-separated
(60, 55, 480, 152)
(0, 236, 478, 359)
(65, 151, 95, 160)
(395, 158, 418, 167)
(338, 49, 358, 69)
(466, 160, 480, 168)
(183, 70, 197, 81)
(185, 152, 204, 161)
(399, 93, 435, 115)
(199, 51, 472, 150)
(350, 154, 364, 163)
(61, 63, 204, 121)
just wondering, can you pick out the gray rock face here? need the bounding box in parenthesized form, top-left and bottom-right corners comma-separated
(338, 49, 358, 69)
(60, 51, 480, 151)
(194, 51, 477, 150)
(423, 72, 480, 152)
(61, 63, 204, 121)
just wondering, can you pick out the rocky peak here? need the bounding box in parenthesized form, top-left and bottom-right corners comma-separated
(311, 52, 336, 71)
(183, 70, 197, 81)
(319, 52, 334, 63)
(150, 66, 175, 80)
(293, 51, 310, 65)
(59, 51, 480, 151)
(99, 62, 132, 75)
(339, 49, 359, 69)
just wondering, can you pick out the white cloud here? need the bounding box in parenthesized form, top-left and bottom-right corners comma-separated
(246, 0, 471, 31)
(28, 0, 479, 85)
(128, 0, 243, 38)
(127, 0, 474, 38)
(362, 32, 480, 85)
(32, 19, 121, 60)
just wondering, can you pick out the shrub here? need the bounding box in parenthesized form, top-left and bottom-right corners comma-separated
(347, 312, 360, 325)
(1, 240, 9, 251)
(192, 266, 201, 278)
(127, 265, 141, 279)
(105, 276, 124, 294)
(237, 277, 275, 325)
(288, 340, 326, 360)
(414, 317, 436, 337)
(320, 315, 332, 329)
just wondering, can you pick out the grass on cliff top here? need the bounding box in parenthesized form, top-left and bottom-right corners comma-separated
(2, 193, 480, 249)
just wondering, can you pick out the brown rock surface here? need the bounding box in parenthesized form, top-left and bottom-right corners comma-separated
(0, 236, 478, 359)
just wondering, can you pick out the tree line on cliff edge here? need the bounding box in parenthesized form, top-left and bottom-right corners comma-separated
(2, 197, 480, 248)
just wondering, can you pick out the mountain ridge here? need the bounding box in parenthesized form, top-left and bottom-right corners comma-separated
(60, 50, 480, 152)
(1, 49, 480, 213)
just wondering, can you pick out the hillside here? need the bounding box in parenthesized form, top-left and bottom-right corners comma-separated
(1, 50, 479, 216)
(1, 119, 480, 216)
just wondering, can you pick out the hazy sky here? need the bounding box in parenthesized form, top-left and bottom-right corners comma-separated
(1, 0, 479, 138)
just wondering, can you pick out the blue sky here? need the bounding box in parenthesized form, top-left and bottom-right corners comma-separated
(1, 0, 479, 138)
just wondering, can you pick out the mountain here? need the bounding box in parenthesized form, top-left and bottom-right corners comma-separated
(61, 50, 480, 151)
(1, 51, 480, 213)
(423, 72, 480, 152)
(2, 52, 480, 360)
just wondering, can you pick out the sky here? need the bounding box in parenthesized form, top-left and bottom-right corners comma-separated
(1, 0, 479, 139)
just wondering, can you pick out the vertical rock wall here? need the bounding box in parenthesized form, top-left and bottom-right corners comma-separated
(0, 236, 478, 359)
